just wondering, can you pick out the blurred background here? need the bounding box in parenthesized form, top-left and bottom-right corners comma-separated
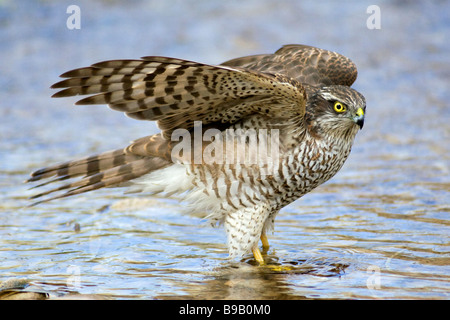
(0, 0, 448, 299)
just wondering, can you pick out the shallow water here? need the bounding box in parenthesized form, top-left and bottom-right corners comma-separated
(0, 0, 449, 300)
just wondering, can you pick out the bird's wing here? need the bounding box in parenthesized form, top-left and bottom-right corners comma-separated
(221, 44, 358, 87)
(52, 57, 307, 139)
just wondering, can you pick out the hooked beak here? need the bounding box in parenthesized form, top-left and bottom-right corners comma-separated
(353, 107, 365, 129)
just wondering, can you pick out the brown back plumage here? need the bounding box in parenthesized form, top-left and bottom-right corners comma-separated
(221, 44, 358, 87)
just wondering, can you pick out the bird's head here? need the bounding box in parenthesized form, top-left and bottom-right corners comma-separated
(306, 85, 366, 138)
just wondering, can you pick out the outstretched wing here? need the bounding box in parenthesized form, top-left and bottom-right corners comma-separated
(221, 44, 358, 87)
(52, 57, 307, 138)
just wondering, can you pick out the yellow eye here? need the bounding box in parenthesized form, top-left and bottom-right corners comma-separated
(333, 101, 346, 113)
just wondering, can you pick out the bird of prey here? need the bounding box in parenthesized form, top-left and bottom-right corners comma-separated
(28, 44, 366, 265)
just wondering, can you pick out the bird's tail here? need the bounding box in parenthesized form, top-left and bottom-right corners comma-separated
(27, 148, 170, 205)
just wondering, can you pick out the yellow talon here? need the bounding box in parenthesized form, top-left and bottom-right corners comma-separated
(260, 233, 270, 250)
(265, 264, 296, 272)
(252, 247, 265, 265)
(250, 234, 271, 265)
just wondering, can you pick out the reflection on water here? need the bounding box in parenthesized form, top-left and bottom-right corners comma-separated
(1, 0, 449, 299)
(2, 188, 448, 300)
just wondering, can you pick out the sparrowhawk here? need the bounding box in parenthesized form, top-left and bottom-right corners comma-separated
(28, 44, 366, 264)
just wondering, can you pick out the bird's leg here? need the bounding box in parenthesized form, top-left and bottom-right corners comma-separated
(251, 233, 270, 265)
(260, 233, 270, 252)
(252, 247, 265, 265)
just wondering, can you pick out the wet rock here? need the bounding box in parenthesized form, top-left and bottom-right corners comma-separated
(0, 278, 48, 300)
